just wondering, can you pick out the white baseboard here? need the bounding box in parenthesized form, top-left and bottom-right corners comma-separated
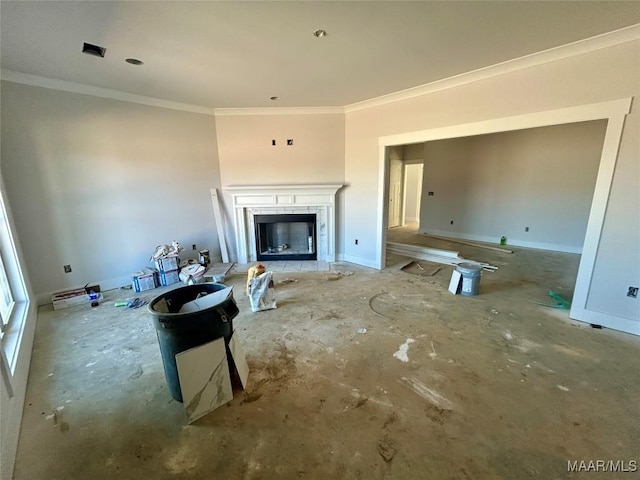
(570, 307, 640, 336)
(420, 229, 582, 254)
(337, 253, 380, 270)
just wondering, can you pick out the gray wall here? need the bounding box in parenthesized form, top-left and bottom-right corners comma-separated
(1, 82, 223, 299)
(419, 121, 606, 253)
(343, 39, 639, 324)
(214, 112, 346, 261)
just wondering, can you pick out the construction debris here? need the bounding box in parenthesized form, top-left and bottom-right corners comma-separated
(150, 241, 184, 261)
(533, 290, 571, 309)
(246, 264, 266, 295)
(325, 270, 353, 281)
(368, 292, 390, 319)
(420, 233, 514, 254)
(387, 242, 497, 271)
(401, 260, 444, 277)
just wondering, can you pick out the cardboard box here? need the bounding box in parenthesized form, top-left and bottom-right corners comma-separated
(155, 255, 179, 273)
(159, 269, 180, 287)
(52, 288, 88, 310)
(132, 268, 158, 292)
(51, 287, 102, 310)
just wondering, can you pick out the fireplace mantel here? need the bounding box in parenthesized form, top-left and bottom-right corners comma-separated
(225, 184, 343, 264)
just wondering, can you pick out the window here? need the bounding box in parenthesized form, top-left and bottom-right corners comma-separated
(0, 178, 31, 393)
(0, 248, 16, 334)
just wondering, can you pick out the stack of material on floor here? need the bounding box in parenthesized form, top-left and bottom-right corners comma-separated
(51, 285, 102, 310)
(386, 242, 497, 271)
(150, 241, 184, 287)
(132, 267, 159, 292)
(155, 255, 180, 286)
(178, 263, 205, 284)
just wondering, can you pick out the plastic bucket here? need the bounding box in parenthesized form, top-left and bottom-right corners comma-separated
(456, 263, 482, 296)
(148, 284, 239, 402)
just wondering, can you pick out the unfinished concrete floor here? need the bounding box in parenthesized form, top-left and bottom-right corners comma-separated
(13, 227, 640, 479)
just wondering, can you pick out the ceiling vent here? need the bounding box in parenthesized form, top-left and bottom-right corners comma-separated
(82, 42, 106, 58)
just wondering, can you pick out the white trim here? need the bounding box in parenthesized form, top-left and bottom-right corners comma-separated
(576, 309, 640, 336)
(376, 98, 633, 333)
(571, 111, 630, 325)
(225, 184, 343, 264)
(214, 107, 344, 116)
(337, 254, 379, 270)
(3, 26, 636, 118)
(0, 69, 217, 116)
(420, 229, 583, 255)
(225, 184, 344, 192)
(346, 24, 640, 113)
(378, 99, 632, 146)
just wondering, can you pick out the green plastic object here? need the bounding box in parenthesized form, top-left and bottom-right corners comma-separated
(533, 290, 571, 309)
(114, 301, 128, 307)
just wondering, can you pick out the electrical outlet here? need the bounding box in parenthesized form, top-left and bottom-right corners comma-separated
(525, 227, 529, 232)
(628, 286, 638, 298)
(450, 220, 454, 225)
(192, 244, 197, 250)
(428, 191, 434, 196)
(287, 139, 293, 146)
(355, 239, 358, 245)
(63, 265, 72, 273)
(272, 139, 276, 146)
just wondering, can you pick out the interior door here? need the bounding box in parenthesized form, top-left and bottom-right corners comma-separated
(388, 158, 402, 228)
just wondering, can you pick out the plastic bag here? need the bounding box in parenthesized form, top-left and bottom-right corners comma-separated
(246, 263, 266, 295)
(248, 271, 276, 312)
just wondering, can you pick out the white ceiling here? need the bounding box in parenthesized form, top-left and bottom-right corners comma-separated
(1, 1, 639, 109)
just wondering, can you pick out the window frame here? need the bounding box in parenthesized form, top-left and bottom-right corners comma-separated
(0, 177, 31, 394)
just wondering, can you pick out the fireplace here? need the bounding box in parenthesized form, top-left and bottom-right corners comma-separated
(224, 184, 343, 264)
(255, 214, 317, 261)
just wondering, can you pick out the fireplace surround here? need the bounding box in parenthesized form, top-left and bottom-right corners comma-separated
(225, 184, 343, 264)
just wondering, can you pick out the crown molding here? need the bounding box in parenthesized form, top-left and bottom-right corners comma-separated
(214, 106, 344, 116)
(345, 23, 640, 113)
(2, 24, 638, 116)
(0, 70, 217, 116)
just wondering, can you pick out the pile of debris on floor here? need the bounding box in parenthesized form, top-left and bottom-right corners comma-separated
(131, 241, 231, 293)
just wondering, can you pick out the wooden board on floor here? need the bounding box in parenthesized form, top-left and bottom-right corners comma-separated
(421, 233, 513, 254)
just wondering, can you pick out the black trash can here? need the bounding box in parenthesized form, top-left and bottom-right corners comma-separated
(148, 284, 239, 402)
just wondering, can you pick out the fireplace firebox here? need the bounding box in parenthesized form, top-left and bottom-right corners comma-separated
(254, 214, 317, 261)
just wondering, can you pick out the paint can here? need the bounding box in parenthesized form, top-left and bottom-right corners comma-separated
(198, 249, 210, 267)
(456, 263, 482, 296)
